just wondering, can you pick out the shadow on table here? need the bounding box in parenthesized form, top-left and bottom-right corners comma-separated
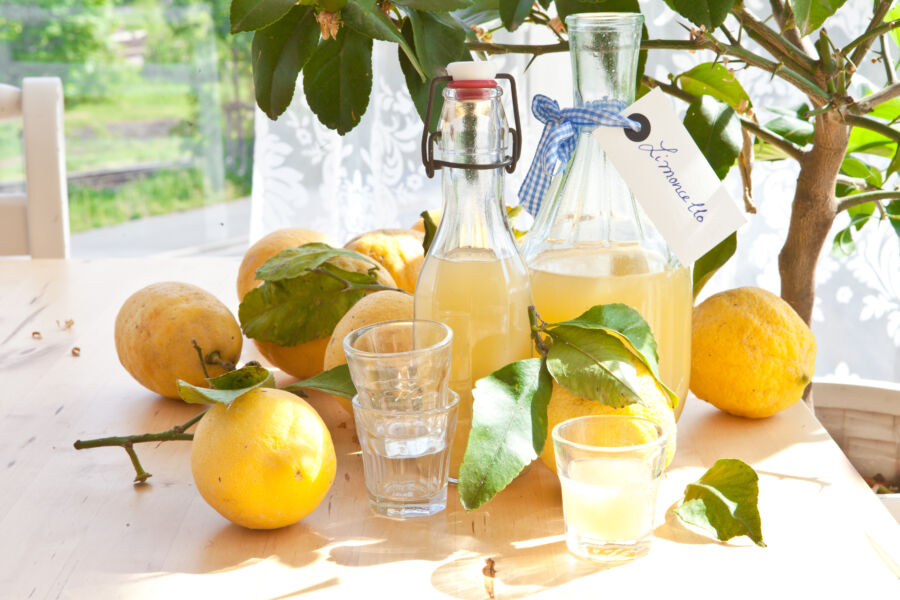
(197, 521, 332, 574)
(683, 402, 834, 466)
(653, 502, 730, 546)
(429, 539, 612, 599)
(266, 578, 340, 599)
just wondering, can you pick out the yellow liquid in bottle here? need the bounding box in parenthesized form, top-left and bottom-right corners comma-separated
(415, 247, 533, 477)
(529, 244, 691, 416)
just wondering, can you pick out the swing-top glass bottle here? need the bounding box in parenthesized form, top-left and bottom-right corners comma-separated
(415, 65, 533, 477)
(521, 13, 692, 417)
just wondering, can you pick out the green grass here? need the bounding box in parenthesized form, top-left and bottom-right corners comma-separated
(68, 166, 252, 232)
(65, 80, 196, 131)
(69, 168, 205, 232)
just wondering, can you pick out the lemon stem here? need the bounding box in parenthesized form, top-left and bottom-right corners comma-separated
(191, 339, 210, 379)
(205, 350, 237, 372)
(73, 408, 208, 484)
(528, 305, 551, 359)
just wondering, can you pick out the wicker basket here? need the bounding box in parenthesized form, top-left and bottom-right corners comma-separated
(813, 378, 900, 524)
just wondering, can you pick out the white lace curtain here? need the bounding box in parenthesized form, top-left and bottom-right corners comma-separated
(251, 0, 900, 383)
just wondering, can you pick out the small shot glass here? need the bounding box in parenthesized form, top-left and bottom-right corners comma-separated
(343, 319, 453, 411)
(353, 391, 459, 518)
(552, 415, 668, 562)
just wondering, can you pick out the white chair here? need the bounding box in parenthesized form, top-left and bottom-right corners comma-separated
(0, 77, 69, 258)
(814, 378, 900, 523)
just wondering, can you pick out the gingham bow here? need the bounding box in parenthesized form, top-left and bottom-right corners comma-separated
(518, 94, 639, 216)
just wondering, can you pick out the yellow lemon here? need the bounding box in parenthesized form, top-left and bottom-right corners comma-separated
(237, 228, 396, 380)
(114, 282, 242, 399)
(691, 286, 816, 418)
(322, 290, 415, 414)
(190, 387, 336, 529)
(539, 370, 677, 473)
(344, 229, 425, 294)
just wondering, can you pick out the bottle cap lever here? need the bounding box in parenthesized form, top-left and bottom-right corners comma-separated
(420, 73, 523, 179)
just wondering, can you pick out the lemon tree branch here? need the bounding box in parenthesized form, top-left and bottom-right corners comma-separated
(73, 409, 207, 483)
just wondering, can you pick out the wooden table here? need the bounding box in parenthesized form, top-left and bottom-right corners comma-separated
(1, 258, 899, 598)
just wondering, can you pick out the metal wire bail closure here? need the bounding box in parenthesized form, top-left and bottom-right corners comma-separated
(420, 73, 523, 179)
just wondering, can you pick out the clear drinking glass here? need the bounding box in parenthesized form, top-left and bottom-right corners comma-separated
(353, 391, 459, 518)
(343, 319, 453, 411)
(552, 415, 667, 561)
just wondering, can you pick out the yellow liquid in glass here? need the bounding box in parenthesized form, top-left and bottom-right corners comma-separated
(529, 244, 691, 416)
(415, 248, 533, 477)
(560, 458, 657, 543)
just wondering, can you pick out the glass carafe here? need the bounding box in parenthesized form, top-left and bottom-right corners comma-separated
(521, 14, 692, 418)
(415, 67, 533, 477)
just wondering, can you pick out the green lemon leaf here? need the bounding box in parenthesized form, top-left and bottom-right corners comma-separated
(421, 210, 438, 252)
(888, 6, 900, 50)
(545, 325, 644, 409)
(398, 17, 470, 130)
(886, 200, 900, 239)
(239, 273, 366, 345)
(454, 0, 500, 25)
(255, 243, 379, 282)
(789, 0, 848, 36)
(662, 0, 736, 29)
(693, 232, 737, 299)
(303, 29, 373, 135)
(847, 126, 897, 158)
(832, 224, 858, 257)
(753, 139, 790, 162)
(458, 358, 552, 510)
(283, 364, 357, 398)
(556, 0, 638, 22)
(393, 0, 473, 12)
(210, 366, 276, 390)
(499, 0, 531, 31)
(177, 365, 275, 407)
(683, 95, 742, 180)
(677, 62, 751, 112)
(887, 146, 900, 179)
(231, 0, 296, 33)
(847, 201, 875, 231)
(840, 156, 883, 189)
(408, 11, 468, 78)
(251, 5, 320, 120)
(343, 0, 425, 81)
(763, 115, 814, 146)
(550, 303, 659, 378)
(674, 458, 766, 547)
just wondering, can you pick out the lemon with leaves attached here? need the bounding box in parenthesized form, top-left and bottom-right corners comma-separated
(237, 230, 395, 380)
(691, 286, 816, 418)
(190, 387, 336, 529)
(114, 282, 242, 399)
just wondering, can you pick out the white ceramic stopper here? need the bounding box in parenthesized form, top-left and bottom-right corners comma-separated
(446, 61, 498, 81)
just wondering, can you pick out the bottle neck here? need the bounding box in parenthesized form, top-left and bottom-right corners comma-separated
(438, 166, 507, 251)
(568, 14, 642, 107)
(523, 13, 677, 268)
(431, 86, 517, 257)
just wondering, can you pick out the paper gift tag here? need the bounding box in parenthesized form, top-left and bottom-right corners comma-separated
(593, 88, 746, 265)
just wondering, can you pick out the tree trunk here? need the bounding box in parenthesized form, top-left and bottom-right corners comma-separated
(778, 111, 848, 324)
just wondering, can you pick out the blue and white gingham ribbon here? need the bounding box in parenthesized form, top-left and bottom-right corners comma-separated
(518, 94, 640, 216)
